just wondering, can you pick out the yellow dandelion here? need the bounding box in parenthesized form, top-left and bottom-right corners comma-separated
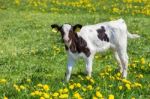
(118, 86, 123, 90)
(40, 97, 45, 99)
(59, 94, 68, 99)
(53, 92, 59, 97)
(90, 79, 95, 84)
(110, 76, 115, 80)
(141, 58, 146, 64)
(95, 55, 99, 59)
(133, 82, 142, 88)
(27, 79, 31, 82)
(87, 85, 93, 90)
(20, 85, 26, 90)
(96, 87, 100, 90)
(96, 91, 102, 98)
(63, 88, 68, 93)
(69, 84, 74, 90)
(108, 67, 112, 72)
(78, 75, 84, 80)
(93, 96, 98, 99)
(15, 0, 20, 5)
(13, 84, 20, 92)
(43, 93, 50, 98)
(82, 87, 86, 92)
(125, 84, 131, 90)
(4, 96, 8, 99)
(0, 79, 7, 84)
(33, 91, 42, 96)
(43, 84, 49, 91)
(108, 94, 114, 99)
(131, 96, 135, 99)
(122, 79, 131, 84)
(138, 74, 144, 78)
(73, 92, 82, 99)
(109, 84, 113, 88)
(112, 7, 120, 13)
(86, 76, 91, 80)
(117, 72, 121, 77)
(37, 83, 43, 87)
(76, 83, 81, 88)
(30, 92, 35, 96)
(58, 89, 63, 94)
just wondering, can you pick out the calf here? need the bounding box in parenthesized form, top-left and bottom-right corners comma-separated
(51, 18, 140, 82)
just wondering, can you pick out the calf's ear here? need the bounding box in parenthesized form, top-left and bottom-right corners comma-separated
(73, 24, 82, 32)
(51, 24, 61, 33)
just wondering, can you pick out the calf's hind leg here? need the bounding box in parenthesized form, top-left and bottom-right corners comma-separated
(117, 50, 128, 78)
(114, 51, 123, 73)
(85, 55, 94, 77)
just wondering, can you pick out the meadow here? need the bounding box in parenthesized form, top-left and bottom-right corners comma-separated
(0, 0, 150, 99)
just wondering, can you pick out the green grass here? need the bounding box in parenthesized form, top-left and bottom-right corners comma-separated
(0, 2, 150, 99)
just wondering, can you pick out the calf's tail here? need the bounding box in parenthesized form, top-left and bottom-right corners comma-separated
(127, 31, 140, 39)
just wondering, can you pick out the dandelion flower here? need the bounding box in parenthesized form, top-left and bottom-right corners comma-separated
(27, 79, 31, 82)
(20, 85, 26, 90)
(43, 84, 49, 91)
(90, 79, 95, 84)
(117, 72, 121, 77)
(40, 97, 45, 99)
(86, 76, 91, 80)
(133, 82, 142, 88)
(53, 92, 59, 97)
(0, 79, 7, 84)
(96, 91, 102, 98)
(141, 58, 146, 64)
(43, 93, 50, 98)
(125, 84, 131, 90)
(63, 88, 68, 93)
(93, 96, 98, 99)
(82, 87, 86, 92)
(118, 86, 123, 90)
(37, 83, 43, 87)
(109, 84, 113, 88)
(131, 97, 135, 99)
(73, 92, 82, 99)
(122, 79, 131, 84)
(34, 91, 42, 96)
(58, 89, 63, 94)
(4, 96, 8, 99)
(138, 74, 144, 78)
(13, 84, 20, 92)
(59, 94, 68, 99)
(76, 83, 81, 88)
(31, 92, 35, 96)
(108, 94, 114, 99)
(69, 85, 74, 90)
(87, 85, 93, 90)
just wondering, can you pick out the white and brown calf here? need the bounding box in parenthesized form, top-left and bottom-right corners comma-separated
(51, 18, 140, 82)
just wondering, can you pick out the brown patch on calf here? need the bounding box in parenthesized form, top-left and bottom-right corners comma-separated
(68, 28, 91, 57)
(97, 26, 109, 42)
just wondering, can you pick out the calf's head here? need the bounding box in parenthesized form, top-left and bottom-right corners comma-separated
(51, 24, 82, 46)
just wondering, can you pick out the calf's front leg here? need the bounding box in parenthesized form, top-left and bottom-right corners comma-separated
(66, 55, 75, 82)
(85, 55, 94, 77)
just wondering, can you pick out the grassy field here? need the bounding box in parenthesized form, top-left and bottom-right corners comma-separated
(0, 0, 150, 99)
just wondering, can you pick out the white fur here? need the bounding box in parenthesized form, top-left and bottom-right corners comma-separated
(62, 24, 72, 44)
(65, 18, 140, 82)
